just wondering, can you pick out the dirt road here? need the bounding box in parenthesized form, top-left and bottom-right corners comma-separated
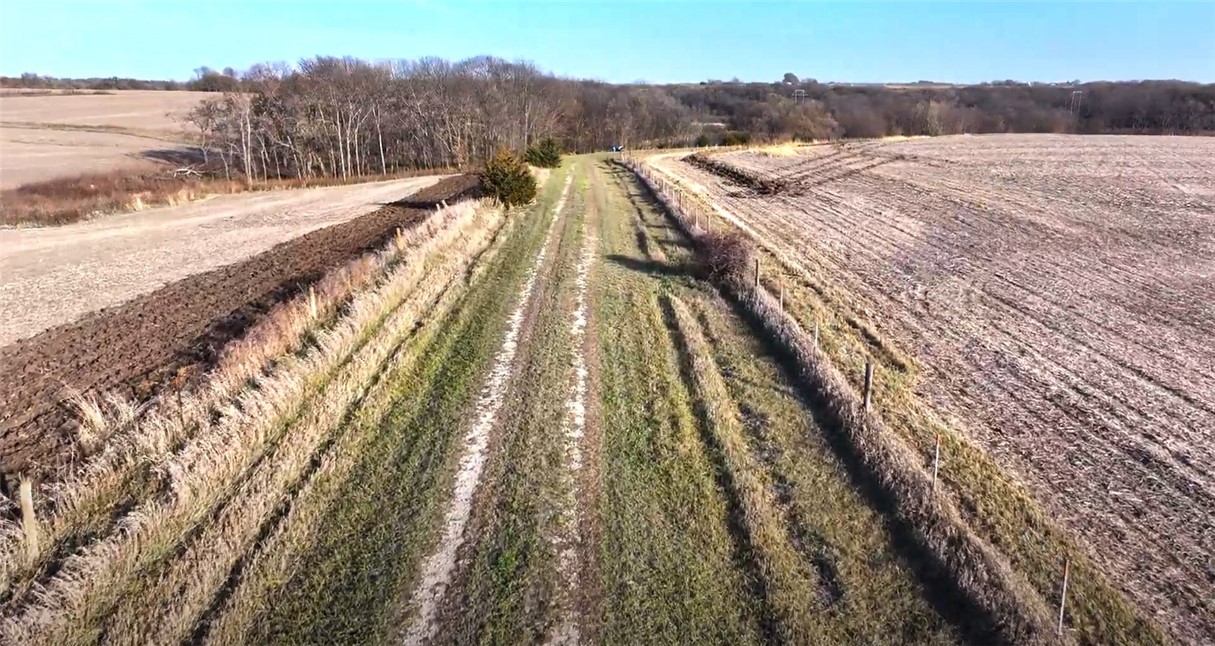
(0, 175, 445, 345)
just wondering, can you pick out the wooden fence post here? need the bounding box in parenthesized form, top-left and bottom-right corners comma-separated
(1058, 559, 1070, 635)
(813, 321, 819, 350)
(863, 361, 874, 412)
(308, 286, 318, 319)
(932, 434, 941, 493)
(19, 475, 38, 563)
(753, 257, 760, 299)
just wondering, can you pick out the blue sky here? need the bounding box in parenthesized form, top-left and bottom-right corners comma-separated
(2, 1, 1212, 83)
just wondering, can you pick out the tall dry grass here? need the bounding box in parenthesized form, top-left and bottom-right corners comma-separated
(0, 199, 503, 644)
(103, 201, 508, 645)
(626, 159, 1061, 644)
(0, 213, 409, 596)
(201, 207, 517, 645)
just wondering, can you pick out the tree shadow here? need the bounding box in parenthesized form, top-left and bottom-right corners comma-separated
(140, 147, 206, 167)
(606, 254, 697, 279)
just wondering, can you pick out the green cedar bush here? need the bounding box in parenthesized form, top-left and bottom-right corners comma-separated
(524, 137, 562, 168)
(481, 149, 538, 208)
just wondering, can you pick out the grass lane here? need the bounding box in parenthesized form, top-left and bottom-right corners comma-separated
(439, 160, 587, 643)
(600, 158, 961, 644)
(247, 169, 569, 643)
(592, 158, 761, 644)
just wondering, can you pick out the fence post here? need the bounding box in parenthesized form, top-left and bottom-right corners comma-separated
(932, 434, 941, 493)
(308, 286, 318, 319)
(813, 321, 819, 350)
(779, 281, 784, 311)
(19, 475, 38, 563)
(863, 361, 874, 412)
(753, 257, 760, 300)
(1058, 559, 1070, 636)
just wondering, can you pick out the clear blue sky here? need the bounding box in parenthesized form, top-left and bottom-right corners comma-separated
(2, 1, 1212, 83)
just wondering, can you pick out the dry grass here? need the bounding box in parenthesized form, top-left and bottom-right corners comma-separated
(752, 143, 801, 157)
(201, 207, 517, 645)
(628, 158, 1063, 643)
(666, 294, 835, 643)
(0, 198, 505, 643)
(0, 166, 458, 227)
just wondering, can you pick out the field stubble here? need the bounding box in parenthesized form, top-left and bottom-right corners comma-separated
(647, 134, 1212, 642)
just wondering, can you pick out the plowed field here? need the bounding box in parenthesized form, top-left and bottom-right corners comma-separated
(648, 135, 1215, 643)
(0, 175, 476, 484)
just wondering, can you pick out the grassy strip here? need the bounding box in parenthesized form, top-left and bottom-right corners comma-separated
(441, 163, 584, 643)
(0, 202, 501, 644)
(593, 159, 760, 644)
(197, 211, 517, 645)
(628, 158, 1062, 643)
(665, 293, 827, 643)
(647, 155, 1167, 645)
(249, 168, 568, 643)
(687, 294, 958, 644)
(614, 158, 957, 643)
(0, 203, 461, 599)
(97, 205, 510, 644)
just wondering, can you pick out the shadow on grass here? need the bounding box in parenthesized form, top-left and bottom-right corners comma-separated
(605, 254, 697, 280)
(718, 286, 1007, 644)
(614, 155, 1007, 643)
(659, 294, 781, 644)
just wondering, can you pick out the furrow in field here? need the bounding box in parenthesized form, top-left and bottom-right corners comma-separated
(0, 200, 504, 645)
(403, 174, 573, 644)
(649, 138, 1202, 642)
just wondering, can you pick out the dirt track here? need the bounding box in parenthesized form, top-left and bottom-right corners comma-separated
(650, 135, 1215, 642)
(0, 175, 447, 345)
(0, 174, 479, 484)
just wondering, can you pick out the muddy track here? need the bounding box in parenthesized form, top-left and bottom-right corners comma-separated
(0, 174, 481, 487)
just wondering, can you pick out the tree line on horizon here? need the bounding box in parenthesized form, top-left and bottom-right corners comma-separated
(5, 59, 1212, 182)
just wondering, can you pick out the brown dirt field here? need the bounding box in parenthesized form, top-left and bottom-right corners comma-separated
(0, 175, 447, 345)
(0, 127, 183, 189)
(0, 174, 481, 487)
(0, 90, 208, 188)
(0, 90, 209, 132)
(650, 134, 1215, 642)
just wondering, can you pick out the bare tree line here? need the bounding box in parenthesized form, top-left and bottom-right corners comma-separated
(181, 56, 698, 183)
(11, 59, 1209, 182)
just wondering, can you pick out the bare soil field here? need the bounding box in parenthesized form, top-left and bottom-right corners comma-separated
(0, 174, 473, 483)
(649, 134, 1215, 642)
(0, 127, 180, 189)
(0, 174, 446, 345)
(0, 90, 207, 188)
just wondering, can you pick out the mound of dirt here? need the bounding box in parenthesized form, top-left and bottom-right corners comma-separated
(0, 174, 479, 488)
(687, 152, 787, 195)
